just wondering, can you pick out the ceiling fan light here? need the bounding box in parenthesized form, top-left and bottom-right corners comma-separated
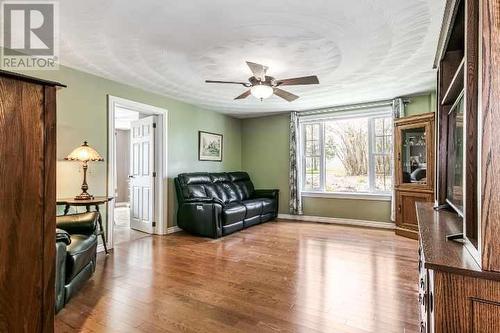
(250, 84, 273, 100)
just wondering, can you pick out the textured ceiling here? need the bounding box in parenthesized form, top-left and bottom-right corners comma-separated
(59, 0, 445, 117)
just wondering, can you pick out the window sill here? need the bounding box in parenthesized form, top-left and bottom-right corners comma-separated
(301, 191, 392, 201)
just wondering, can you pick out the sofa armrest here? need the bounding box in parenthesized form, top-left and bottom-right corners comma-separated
(253, 189, 280, 217)
(56, 212, 98, 235)
(55, 240, 67, 313)
(56, 228, 71, 245)
(177, 201, 223, 238)
(253, 189, 279, 199)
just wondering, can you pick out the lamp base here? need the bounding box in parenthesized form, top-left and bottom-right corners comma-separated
(74, 192, 94, 201)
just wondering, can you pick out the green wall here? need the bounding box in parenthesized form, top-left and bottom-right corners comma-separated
(405, 93, 436, 117)
(241, 114, 290, 214)
(302, 197, 391, 222)
(14, 62, 436, 227)
(241, 93, 436, 222)
(16, 65, 242, 230)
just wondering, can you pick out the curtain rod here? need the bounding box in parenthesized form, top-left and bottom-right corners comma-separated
(296, 98, 410, 117)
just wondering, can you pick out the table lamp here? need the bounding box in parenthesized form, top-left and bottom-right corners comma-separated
(65, 141, 104, 200)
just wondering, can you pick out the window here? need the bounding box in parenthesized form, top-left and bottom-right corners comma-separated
(303, 123, 322, 190)
(301, 110, 393, 196)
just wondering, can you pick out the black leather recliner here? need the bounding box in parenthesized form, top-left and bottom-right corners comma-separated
(55, 228, 71, 313)
(55, 212, 98, 313)
(174, 172, 279, 238)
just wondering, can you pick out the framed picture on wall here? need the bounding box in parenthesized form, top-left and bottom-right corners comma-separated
(198, 131, 223, 161)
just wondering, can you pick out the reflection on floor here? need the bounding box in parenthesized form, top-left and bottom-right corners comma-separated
(56, 220, 420, 333)
(113, 205, 149, 246)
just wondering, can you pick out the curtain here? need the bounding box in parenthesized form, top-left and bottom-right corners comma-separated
(289, 111, 303, 215)
(391, 98, 405, 221)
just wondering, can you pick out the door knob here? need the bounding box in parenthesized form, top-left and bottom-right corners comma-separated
(128, 175, 135, 179)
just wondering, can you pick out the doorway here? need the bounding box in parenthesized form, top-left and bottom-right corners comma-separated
(107, 96, 168, 250)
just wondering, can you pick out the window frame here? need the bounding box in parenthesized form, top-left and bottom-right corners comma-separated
(299, 108, 393, 199)
(369, 116, 393, 193)
(301, 122, 324, 192)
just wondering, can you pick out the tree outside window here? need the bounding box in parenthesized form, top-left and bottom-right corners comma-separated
(301, 113, 392, 194)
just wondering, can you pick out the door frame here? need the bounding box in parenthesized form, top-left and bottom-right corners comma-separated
(107, 95, 168, 251)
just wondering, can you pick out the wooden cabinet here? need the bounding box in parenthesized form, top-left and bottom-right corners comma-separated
(417, 203, 500, 333)
(0, 71, 64, 332)
(417, 0, 500, 330)
(394, 113, 435, 239)
(478, 0, 500, 272)
(435, 0, 500, 270)
(396, 191, 434, 235)
(394, 114, 435, 192)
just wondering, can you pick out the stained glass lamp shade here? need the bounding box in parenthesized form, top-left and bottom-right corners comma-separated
(65, 141, 104, 200)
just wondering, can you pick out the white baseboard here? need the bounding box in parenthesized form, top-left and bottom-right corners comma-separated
(277, 214, 395, 230)
(97, 244, 106, 253)
(166, 226, 182, 234)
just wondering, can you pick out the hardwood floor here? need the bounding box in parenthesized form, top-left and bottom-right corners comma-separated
(114, 226, 150, 246)
(55, 220, 420, 333)
(113, 206, 150, 245)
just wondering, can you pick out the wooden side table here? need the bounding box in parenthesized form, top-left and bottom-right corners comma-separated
(57, 196, 113, 254)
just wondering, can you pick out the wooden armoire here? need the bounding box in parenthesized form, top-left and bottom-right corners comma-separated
(0, 70, 64, 332)
(417, 0, 500, 332)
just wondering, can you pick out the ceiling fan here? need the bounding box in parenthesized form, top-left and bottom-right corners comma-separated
(205, 61, 319, 102)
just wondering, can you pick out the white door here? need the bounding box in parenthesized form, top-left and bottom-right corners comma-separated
(129, 116, 156, 233)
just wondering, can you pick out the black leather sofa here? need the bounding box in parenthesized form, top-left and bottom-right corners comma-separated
(174, 172, 279, 238)
(55, 212, 98, 313)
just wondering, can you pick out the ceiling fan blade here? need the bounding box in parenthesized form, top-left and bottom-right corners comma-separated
(246, 61, 268, 82)
(206, 80, 249, 87)
(277, 75, 319, 86)
(234, 90, 251, 100)
(273, 88, 299, 102)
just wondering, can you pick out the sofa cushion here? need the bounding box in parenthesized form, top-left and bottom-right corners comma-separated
(233, 180, 255, 200)
(243, 215, 261, 228)
(183, 184, 207, 199)
(228, 171, 250, 182)
(227, 172, 254, 200)
(261, 213, 275, 223)
(210, 173, 230, 183)
(241, 199, 263, 218)
(222, 202, 246, 225)
(222, 221, 244, 235)
(205, 183, 228, 203)
(261, 198, 276, 215)
(56, 212, 98, 235)
(221, 182, 240, 203)
(65, 234, 97, 282)
(179, 173, 211, 185)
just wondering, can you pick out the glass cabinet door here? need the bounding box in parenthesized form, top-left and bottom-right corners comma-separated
(400, 126, 427, 185)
